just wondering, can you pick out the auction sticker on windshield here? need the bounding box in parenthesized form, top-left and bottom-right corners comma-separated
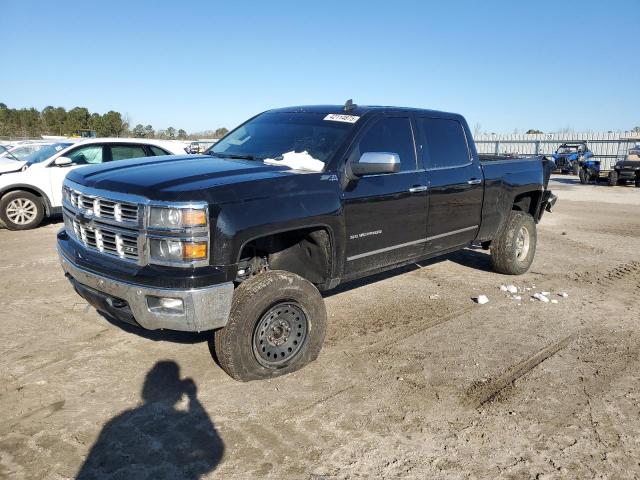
(324, 114, 360, 123)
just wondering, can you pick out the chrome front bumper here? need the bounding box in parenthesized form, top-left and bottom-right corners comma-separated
(59, 250, 234, 332)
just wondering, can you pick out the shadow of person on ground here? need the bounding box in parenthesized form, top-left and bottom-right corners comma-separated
(76, 360, 224, 479)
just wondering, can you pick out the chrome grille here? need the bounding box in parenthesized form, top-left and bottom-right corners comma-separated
(66, 186, 139, 224)
(64, 211, 140, 262)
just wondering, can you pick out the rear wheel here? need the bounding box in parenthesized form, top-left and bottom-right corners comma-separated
(491, 211, 537, 275)
(0, 191, 45, 230)
(635, 176, 640, 188)
(214, 270, 327, 381)
(608, 171, 618, 186)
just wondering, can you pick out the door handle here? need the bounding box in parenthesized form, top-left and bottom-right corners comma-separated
(409, 185, 429, 193)
(467, 179, 482, 185)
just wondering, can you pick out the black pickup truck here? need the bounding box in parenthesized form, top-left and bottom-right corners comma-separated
(57, 103, 557, 381)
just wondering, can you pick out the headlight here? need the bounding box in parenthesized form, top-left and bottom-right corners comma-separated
(149, 238, 208, 263)
(148, 206, 207, 229)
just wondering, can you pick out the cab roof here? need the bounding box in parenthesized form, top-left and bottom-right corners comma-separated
(267, 104, 461, 119)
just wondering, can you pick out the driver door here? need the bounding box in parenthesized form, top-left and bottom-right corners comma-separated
(342, 115, 428, 277)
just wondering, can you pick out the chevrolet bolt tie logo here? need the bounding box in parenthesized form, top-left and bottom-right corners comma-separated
(76, 210, 95, 229)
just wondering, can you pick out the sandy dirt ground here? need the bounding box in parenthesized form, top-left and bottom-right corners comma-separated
(1, 175, 639, 479)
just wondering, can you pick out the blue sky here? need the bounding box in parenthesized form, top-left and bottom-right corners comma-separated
(1, 0, 638, 134)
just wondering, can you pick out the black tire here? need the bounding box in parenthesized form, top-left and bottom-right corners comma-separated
(573, 163, 580, 175)
(608, 171, 618, 187)
(214, 270, 327, 381)
(635, 177, 640, 188)
(579, 169, 589, 184)
(490, 211, 537, 275)
(0, 191, 45, 230)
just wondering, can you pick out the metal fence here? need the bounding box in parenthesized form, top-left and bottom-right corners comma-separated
(474, 132, 640, 171)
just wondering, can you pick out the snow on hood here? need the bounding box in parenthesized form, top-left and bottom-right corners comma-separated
(263, 150, 324, 172)
(0, 158, 26, 174)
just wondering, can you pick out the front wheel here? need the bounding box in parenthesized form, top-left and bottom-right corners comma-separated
(608, 171, 618, 187)
(214, 270, 327, 381)
(491, 211, 537, 275)
(0, 191, 45, 230)
(579, 169, 590, 184)
(573, 163, 580, 175)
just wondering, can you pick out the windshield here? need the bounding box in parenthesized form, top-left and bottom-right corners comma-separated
(24, 143, 73, 164)
(208, 112, 355, 170)
(0, 144, 51, 161)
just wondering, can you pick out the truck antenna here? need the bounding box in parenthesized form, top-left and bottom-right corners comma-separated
(344, 99, 357, 112)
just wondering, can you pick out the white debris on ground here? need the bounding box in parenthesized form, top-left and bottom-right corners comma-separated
(496, 284, 571, 306)
(263, 151, 325, 172)
(533, 292, 550, 303)
(475, 295, 489, 305)
(429, 294, 440, 300)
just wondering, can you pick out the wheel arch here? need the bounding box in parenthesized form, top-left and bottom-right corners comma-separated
(0, 184, 52, 216)
(235, 224, 337, 290)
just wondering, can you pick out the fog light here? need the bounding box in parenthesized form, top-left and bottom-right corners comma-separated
(147, 296, 184, 314)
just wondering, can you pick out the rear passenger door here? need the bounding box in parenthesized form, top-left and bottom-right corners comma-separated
(342, 114, 428, 276)
(418, 117, 483, 253)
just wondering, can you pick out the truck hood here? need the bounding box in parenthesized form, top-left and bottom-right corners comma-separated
(65, 154, 316, 201)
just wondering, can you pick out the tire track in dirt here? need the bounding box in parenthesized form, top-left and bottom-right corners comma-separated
(465, 333, 577, 409)
(571, 260, 640, 291)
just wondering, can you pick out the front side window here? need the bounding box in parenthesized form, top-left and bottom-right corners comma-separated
(110, 145, 147, 161)
(358, 117, 416, 171)
(419, 118, 470, 169)
(66, 145, 104, 165)
(210, 112, 354, 169)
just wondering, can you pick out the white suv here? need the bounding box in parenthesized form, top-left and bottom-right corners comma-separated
(0, 138, 187, 230)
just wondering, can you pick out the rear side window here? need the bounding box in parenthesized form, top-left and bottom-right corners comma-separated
(149, 146, 170, 156)
(110, 145, 147, 161)
(419, 118, 470, 169)
(358, 117, 416, 171)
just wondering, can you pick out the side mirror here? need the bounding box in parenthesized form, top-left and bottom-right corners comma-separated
(350, 152, 400, 177)
(54, 156, 72, 167)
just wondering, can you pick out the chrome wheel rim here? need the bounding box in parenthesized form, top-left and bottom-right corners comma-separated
(253, 302, 308, 367)
(6, 198, 37, 225)
(515, 226, 530, 261)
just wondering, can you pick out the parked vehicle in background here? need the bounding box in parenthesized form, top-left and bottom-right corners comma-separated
(0, 142, 58, 169)
(0, 138, 186, 230)
(552, 142, 592, 174)
(73, 129, 97, 138)
(608, 146, 640, 187)
(58, 103, 557, 381)
(188, 140, 217, 154)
